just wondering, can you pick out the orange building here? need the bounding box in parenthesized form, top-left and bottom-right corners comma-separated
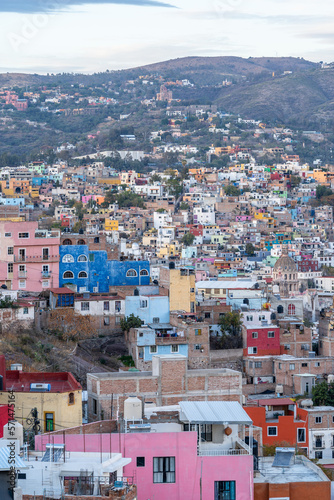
(245, 398, 309, 452)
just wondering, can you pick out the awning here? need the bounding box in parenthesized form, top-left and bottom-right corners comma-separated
(179, 401, 253, 425)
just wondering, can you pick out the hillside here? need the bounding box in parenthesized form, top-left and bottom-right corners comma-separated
(214, 68, 334, 125)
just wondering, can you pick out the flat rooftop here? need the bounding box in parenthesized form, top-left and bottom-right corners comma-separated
(255, 456, 329, 484)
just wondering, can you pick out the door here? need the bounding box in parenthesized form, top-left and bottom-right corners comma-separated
(43, 248, 49, 261)
(45, 412, 54, 431)
(19, 249, 25, 262)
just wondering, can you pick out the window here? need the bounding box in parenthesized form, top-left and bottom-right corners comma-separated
(190, 287, 195, 293)
(19, 280, 26, 289)
(63, 271, 74, 279)
(153, 457, 175, 483)
(205, 312, 211, 319)
(18, 232, 29, 239)
(104, 317, 110, 325)
(201, 424, 212, 442)
(277, 305, 284, 314)
(252, 332, 258, 339)
(171, 345, 179, 353)
(249, 361, 253, 369)
(255, 362, 262, 368)
(4, 232, 11, 238)
(78, 271, 88, 278)
(315, 436, 323, 448)
(140, 300, 148, 308)
(284, 344, 290, 350)
(150, 345, 157, 354)
(92, 398, 97, 415)
(115, 316, 121, 325)
(246, 315, 253, 321)
(195, 329, 202, 336)
(78, 239, 86, 245)
(195, 344, 201, 350)
(288, 304, 296, 315)
(126, 269, 138, 277)
(17, 473, 26, 480)
(315, 416, 322, 424)
(115, 300, 121, 312)
(78, 254, 88, 262)
(81, 302, 90, 311)
(62, 254, 74, 263)
(153, 317, 160, 324)
(7, 247, 13, 255)
(297, 428, 306, 442)
(104, 301, 110, 311)
(315, 362, 321, 367)
(215, 481, 236, 500)
(23, 307, 28, 315)
(63, 239, 72, 246)
(289, 363, 295, 370)
(248, 347, 257, 354)
(268, 331, 275, 338)
(42, 265, 49, 273)
(137, 457, 145, 467)
(140, 269, 149, 276)
(68, 393, 74, 405)
(268, 427, 277, 436)
(94, 237, 100, 243)
(315, 451, 323, 460)
(89, 253, 94, 262)
(7, 263, 13, 274)
(302, 363, 308, 367)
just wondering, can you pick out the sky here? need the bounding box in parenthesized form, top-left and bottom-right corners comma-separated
(0, 0, 334, 74)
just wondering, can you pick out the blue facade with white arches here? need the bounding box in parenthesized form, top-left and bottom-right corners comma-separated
(59, 245, 150, 292)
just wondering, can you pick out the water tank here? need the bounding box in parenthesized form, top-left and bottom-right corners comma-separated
(3, 421, 24, 447)
(276, 384, 283, 396)
(328, 374, 334, 384)
(124, 396, 142, 420)
(11, 364, 22, 371)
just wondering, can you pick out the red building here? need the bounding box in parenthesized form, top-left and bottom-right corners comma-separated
(243, 325, 280, 356)
(245, 398, 309, 453)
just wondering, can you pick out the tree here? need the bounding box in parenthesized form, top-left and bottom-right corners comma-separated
(245, 243, 255, 256)
(181, 233, 195, 247)
(179, 202, 190, 210)
(120, 314, 142, 333)
(312, 381, 334, 406)
(316, 185, 333, 200)
(218, 312, 243, 349)
(224, 185, 241, 197)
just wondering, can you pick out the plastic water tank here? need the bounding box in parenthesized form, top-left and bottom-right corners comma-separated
(3, 421, 24, 447)
(124, 396, 142, 420)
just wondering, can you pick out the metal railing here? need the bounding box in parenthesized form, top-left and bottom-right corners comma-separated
(198, 437, 251, 456)
(14, 255, 59, 263)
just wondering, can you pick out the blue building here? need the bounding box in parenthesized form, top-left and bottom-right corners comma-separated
(125, 290, 169, 325)
(59, 245, 150, 293)
(135, 327, 188, 366)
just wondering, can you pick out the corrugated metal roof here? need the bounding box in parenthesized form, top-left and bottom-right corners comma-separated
(179, 401, 253, 425)
(0, 447, 27, 471)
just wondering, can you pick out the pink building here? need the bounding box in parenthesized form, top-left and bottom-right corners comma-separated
(0, 221, 60, 291)
(36, 400, 254, 500)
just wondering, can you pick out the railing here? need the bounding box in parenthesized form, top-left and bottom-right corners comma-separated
(198, 437, 251, 456)
(41, 271, 52, 277)
(14, 255, 59, 263)
(18, 271, 27, 278)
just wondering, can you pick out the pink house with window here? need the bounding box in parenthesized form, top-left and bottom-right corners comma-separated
(0, 221, 60, 292)
(36, 400, 254, 500)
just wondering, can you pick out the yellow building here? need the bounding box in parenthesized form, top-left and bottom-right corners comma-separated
(157, 243, 178, 259)
(105, 219, 119, 231)
(160, 266, 196, 313)
(0, 179, 30, 196)
(0, 363, 82, 433)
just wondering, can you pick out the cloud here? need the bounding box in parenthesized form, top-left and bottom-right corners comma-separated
(0, 0, 176, 14)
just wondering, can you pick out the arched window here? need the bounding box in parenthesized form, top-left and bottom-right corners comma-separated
(277, 305, 284, 314)
(243, 298, 249, 305)
(62, 254, 74, 263)
(140, 269, 149, 276)
(78, 255, 88, 262)
(63, 271, 74, 279)
(288, 304, 296, 315)
(271, 312, 276, 320)
(78, 271, 88, 279)
(68, 393, 75, 405)
(77, 239, 86, 245)
(63, 239, 72, 246)
(126, 269, 138, 277)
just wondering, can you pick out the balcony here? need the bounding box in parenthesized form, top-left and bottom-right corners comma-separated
(34, 230, 60, 239)
(156, 334, 186, 344)
(18, 271, 27, 278)
(14, 255, 59, 263)
(41, 271, 52, 278)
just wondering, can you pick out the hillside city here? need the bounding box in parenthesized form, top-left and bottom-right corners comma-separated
(1, 60, 334, 500)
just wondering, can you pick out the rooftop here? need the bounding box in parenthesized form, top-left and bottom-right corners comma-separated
(5, 371, 81, 392)
(179, 401, 252, 425)
(255, 456, 329, 484)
